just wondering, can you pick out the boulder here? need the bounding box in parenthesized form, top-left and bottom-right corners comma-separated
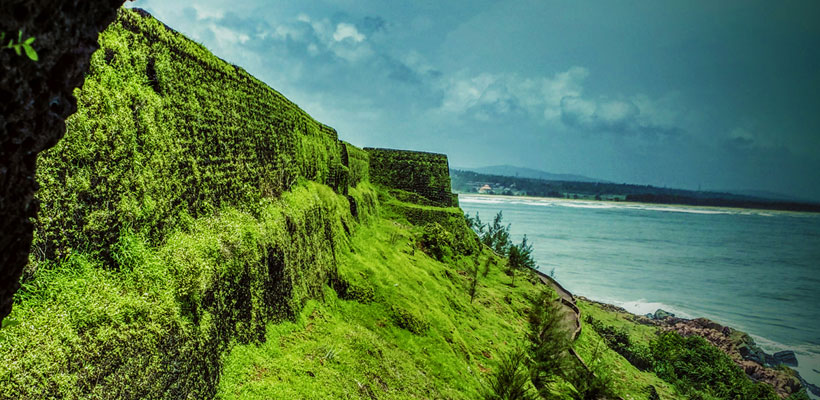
(773, 350, 798, 367)
(653, 309, 675, 320)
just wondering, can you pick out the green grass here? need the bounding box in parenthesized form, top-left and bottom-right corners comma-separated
(0, 182, 373, 399)
(573, 306, 685, 399)
(219, 215, 549, 399)
(577, 299, 659, 347)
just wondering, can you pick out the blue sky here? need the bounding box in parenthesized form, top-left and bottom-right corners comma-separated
(130, 0, 820, 200)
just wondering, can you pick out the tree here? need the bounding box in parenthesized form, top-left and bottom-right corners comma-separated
(484, 211, 511, 255)
(507, 235, 534, 287)
(527, 290, 571, 394)
(484, 348, 537, 400)
(466, 212, 485, 236)
(466, 211, 511, 255)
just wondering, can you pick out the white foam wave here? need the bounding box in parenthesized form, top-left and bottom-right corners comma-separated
(749, 335, 820, 358)
(749, 335, 820, 391)
(458, 197, 507, 205)
(587, 297, 694, 319)
(636, 206, 733, 215)
(459, 195, 787, 218)
(559, 202, 618, 210)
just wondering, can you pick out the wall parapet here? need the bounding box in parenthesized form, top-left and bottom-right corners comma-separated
(364, 147, 458, 208)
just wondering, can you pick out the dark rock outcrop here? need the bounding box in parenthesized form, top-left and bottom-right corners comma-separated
(774, 350, 798, 367)
(649, 308, 675, 320)
(0, 0, 123, 323)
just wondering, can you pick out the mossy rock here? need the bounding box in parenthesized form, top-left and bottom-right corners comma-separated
(390, 305, 430, 334)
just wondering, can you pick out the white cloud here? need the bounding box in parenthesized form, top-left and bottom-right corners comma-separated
(439, 66, 681, 136)
(209, 24, 250, 45)
(440, 67, 590, 121)
(333, 23, 366, 43)
(190, 4, 225, 20)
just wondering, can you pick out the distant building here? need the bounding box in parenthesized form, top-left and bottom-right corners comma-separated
(478, 184, 492, 194)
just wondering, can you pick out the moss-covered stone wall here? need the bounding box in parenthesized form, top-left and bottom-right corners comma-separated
(365, 148, 459, 208)
(1, 9, 386, 398)
(32, 8, 347, 262)
(340, 141, 370, 188)
(0, 6, 479, 398)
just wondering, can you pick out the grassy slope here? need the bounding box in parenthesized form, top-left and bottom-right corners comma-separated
(219, 214, 551, 399)
(218, 207, 706, 400)
(575, 299, 685, 400)
(3, 7, 784, 400)
(0, 182, 369, 399)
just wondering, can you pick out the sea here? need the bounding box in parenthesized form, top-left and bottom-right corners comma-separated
(459, 194, 820, 390)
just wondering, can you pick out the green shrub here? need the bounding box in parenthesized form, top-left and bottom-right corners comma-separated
(419, 222, 455, 261)
(483, 348, 536, 400)
(584, 315, 652, 370)
(649, 331, 779, 399)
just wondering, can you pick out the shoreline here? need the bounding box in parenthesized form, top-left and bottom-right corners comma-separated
(466, 193, 820, 397)
(576, 294, 820, 398)
(527, 264, 818, 397)
(459, 192, 820, 216)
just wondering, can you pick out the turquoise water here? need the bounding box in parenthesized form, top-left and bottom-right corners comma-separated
(460, 194, 820, 388)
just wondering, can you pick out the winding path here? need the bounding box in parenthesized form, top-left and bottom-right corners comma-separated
(531, 269, 585, 363)
(531, 268, 624, 400)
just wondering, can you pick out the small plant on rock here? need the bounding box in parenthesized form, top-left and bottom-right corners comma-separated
(2, 31, 38, 61)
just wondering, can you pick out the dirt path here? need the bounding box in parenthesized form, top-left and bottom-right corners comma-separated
(533, 270, 581, 341)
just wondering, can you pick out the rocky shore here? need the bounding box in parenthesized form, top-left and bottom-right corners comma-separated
(581, 298, 817, 398)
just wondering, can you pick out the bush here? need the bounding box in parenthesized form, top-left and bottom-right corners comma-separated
(419, 223, 454, 261)
(649, 331, 779, 399)
(584, 315, 652, 370)
(483, 348, 536, 400)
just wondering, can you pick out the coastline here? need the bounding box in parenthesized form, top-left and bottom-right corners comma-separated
(459, 192, 820, 217)
(462, 192, 820, 397)
(576, 294, 820, 398)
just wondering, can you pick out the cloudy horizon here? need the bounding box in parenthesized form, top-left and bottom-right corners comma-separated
(129, 0, 820, 201)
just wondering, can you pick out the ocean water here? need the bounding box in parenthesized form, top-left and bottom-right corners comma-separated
(460, 194, 820, 388)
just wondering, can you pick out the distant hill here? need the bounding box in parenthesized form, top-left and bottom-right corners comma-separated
(457, 165, 607, 183)
(450, 169, 820, 212)
(721, 189, 815, 204)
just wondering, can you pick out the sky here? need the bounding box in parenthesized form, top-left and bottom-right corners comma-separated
(129, 0, 820, 201)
